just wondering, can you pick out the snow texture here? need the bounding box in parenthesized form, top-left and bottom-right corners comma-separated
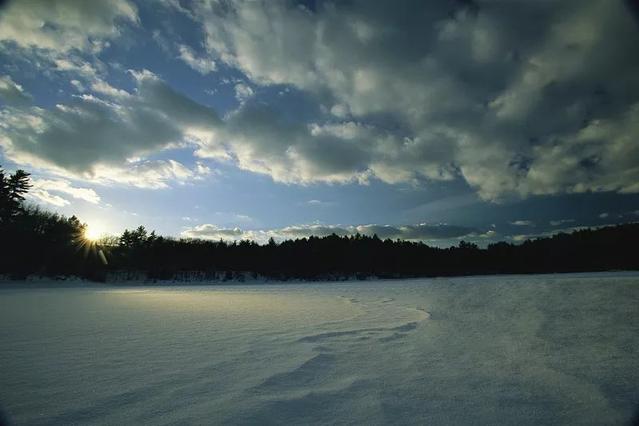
(1, 272, 638, 425)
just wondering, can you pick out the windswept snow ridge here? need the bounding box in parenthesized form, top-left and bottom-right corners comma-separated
(0, 272, 638, 425)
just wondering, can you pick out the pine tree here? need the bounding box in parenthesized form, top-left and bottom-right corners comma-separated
(0, 167, 32, 221)
(8, 170, 31, 202)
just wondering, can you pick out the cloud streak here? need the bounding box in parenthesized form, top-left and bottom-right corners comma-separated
(181, 222, 484, 245)
(28, 178, 101, 207)
(178, 44, 217, 75)
(0, 75, 32, 106)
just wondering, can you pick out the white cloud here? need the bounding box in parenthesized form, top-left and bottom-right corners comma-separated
(234, 83, 254, 102)
(181, 222, 481, 245)
(178, 44, 217, 74)
(194, 161, 212, 178)
(88, 159, 205, 189)
(70, 80, 86, 92)
(0, 0, 137, 53)
(330, 104, 350, 118)
(0, 75, 32, 106)
(49, 58, 132, 102)
(28, 191, 70, 207)
(90, 80, 130, 98)
(479, 230, 497, 239)
(28, 178, 101, 207)
(306, 199, 333, 207)
(182, 224, 243, 240)
(508, 224, 612, 243)
(34, 179, 100, 204)
(53, 58, 100, 79)
(510, 220, 534, 226)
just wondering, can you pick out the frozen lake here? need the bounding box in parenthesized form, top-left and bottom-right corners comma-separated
(1, 273, 638, 425)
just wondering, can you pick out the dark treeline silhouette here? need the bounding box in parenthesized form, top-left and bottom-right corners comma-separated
(0, 167, 104, 279)
(1, 167, 638, 282)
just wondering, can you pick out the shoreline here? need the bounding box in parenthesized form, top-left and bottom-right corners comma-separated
(2, 269, 638, 289)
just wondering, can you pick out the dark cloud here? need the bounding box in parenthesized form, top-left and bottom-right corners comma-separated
(183, 0, 639, 199)
(0, 72, 216, 187)
(1, 0, 638, 201)
(549, 219, 575, 227)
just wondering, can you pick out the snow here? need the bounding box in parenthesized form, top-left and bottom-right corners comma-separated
(1, 272, 638, 425)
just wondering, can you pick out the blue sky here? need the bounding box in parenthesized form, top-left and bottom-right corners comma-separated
(0, 0, 638, 246)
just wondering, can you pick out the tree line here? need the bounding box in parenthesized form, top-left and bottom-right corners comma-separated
(1, 166, 638, 282)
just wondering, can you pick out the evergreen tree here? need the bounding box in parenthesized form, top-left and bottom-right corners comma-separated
(0, 167, 32, 222)
(2, 166, 639, 282)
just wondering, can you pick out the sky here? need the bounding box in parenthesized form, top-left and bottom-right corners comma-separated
(0, 0, 638, 246)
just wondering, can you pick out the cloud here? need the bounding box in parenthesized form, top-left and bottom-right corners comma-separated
(3, 0, 638, 202)
(0, 76, 32, 106)
(195, 106, 377, 184)
(330, 104, 350, 119)
(53, 57, 101, 79)
(306, 199, 333, 207)
(355, 224, 479, 241)
(521, 104, 639, 196)
(90, 80, 130, 98)
(0, 71, 220, 187)
(177, 0, 639, 199)
(89, 159, 209, 189)
(510, 220, 534, 226)
(549, 219, 575, 227)
(178, 44, 217, 74)
(509, 224, 610, 243)
(181, 222, 480, 245)
(27, 191, 70, 207)
(233, 83, 254, 102)
(182, 224, 243, 240)
(0, 0, 137, 53)
(28, 178, 101, 207)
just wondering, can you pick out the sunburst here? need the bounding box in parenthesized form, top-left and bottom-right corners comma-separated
(75, 221, 110, 265)
(84, 222, 105, 242)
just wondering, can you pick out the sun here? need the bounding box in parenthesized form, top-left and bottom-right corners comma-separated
(84, 223, 105, 242)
